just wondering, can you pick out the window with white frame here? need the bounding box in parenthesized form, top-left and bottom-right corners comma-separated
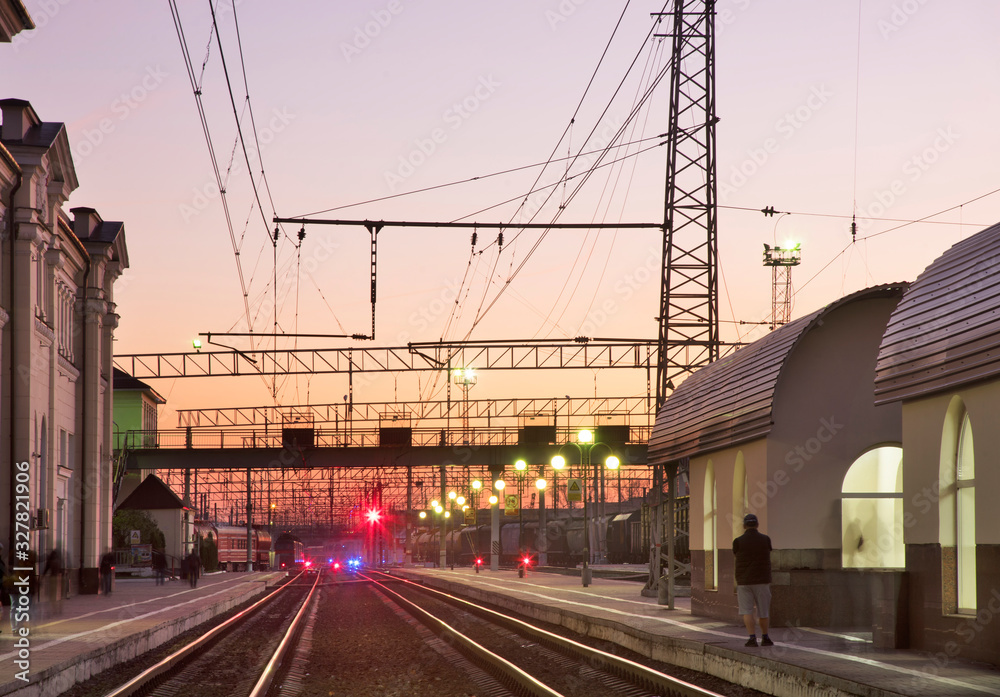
(956, 414, 976, 614)
(841, 446, 904, 568)
(704, 460, 717, 590)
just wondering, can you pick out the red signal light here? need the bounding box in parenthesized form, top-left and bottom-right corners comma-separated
(521, 555, 532, 567)
(305, 560, 312, 567)
(475, 557, 483, 566)
(334, 562, 341, 570)
(366, 509, 381, 523)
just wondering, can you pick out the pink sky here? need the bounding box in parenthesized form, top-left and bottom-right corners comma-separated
(6, 0, 1000, 424)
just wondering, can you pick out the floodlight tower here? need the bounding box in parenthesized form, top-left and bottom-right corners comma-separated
(762, 243, 802, 329)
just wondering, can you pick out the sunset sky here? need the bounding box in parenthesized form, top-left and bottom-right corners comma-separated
(6, 1, 999, 425)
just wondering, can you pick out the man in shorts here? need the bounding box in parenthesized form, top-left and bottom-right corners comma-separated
(733, 513, 773, 647)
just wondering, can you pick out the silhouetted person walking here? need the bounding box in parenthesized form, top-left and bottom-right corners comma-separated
(187, 552, 200, 588)
(153, 548, 167, 585)
(100, 550, 115, 596)
(733, 513, 773, 647)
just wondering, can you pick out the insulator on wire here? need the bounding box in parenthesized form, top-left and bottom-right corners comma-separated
(298, 226, 306, 242)
(273, 225, 280, 244)
(851, 218, 857, 242)
(497, 231, 504, 248)
(471, 231, 477, 247)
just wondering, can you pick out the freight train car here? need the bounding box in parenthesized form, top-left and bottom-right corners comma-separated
(274, 533, 305, 570)
(415, 503, 689, 571)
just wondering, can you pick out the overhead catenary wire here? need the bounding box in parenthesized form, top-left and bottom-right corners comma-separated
(167, 0, 255, 345)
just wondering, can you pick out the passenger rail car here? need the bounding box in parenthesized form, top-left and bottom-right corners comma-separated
(196, 523, 271, 571)
(274, 533, 306, 570)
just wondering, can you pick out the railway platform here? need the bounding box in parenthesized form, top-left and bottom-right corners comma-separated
(390, 564, 1000, 697)
(0, 570, 284, 697)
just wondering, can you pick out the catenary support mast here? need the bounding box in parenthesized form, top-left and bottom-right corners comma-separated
(650, 0, 719, 605)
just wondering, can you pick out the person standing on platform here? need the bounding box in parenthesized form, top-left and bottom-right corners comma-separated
(187, 551, 200, 588)
(733, 513, 773, 647)
(153, 548, 167, 586)
(100, 550, 115, 596)
(43, 548, 64, 616)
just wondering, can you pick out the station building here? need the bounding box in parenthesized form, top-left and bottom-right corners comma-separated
(653, 221, 1000, 667)
(874, 221, 1000, 666)
(1, 98, 130, 593)
(649, 284, 910, 632)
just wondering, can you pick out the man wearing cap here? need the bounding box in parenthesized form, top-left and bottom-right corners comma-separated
(733, 513, 773, 647)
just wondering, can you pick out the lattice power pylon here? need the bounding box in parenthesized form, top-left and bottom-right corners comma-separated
(763, 243, 801, 329)
(656, 0, 720, 409)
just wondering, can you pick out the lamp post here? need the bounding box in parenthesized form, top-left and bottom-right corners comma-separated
(550, 455, 566, 518)
(490, 480, 503, 571)
(535, 475, 547, 566)
(514, 460, 527, 558)
(556, 430, 620, 584)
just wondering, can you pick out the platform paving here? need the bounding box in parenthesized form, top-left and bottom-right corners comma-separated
(391, 565, 1000, 697)
(0, 571, 283, 697)
(3, 565, 998, 697)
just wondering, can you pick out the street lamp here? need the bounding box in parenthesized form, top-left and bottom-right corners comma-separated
(535, 476, 547, 566)
(490, 480, 504, 571)
(514, 460, 527, 558)
(550, 455, 566, 518)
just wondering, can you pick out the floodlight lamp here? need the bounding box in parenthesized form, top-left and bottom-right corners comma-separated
(515, 459, 527, 471)
(494, 479, 506, 491)
(472, 480, 482, 490)
(430, 499, 439, 509)
(456, 495, 466, 506)
(489, 495, 498, 505)
(448, 491, 457, 500)
(606, 455, 620, 470)
(578, 429, 593, 444)
(551, 455, 566, 470)
(444, 510, 451, 518)
(419, 511, 427, 519)
(535, 478, 547, 490)
(434, 505, 444, 514)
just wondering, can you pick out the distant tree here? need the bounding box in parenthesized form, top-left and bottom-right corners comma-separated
(112, 510, 166, 550)
(201, 532, 219, 572)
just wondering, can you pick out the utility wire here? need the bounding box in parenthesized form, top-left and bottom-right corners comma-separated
(167, 0, 254, 339)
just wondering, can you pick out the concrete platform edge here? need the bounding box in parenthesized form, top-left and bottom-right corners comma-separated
(1, 579, 275, 697)
(393, 571, 908, 697)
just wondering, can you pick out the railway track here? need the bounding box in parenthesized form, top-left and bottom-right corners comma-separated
(101, 572, 319, 697)
(362, 570, 732, 697)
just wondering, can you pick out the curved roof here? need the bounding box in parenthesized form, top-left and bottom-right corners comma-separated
(649, 284, 907, 463)
(875, 222, 1000, 403)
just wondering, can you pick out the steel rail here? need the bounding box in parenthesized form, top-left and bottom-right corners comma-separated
(249, 572, 322, 697)
(361, 573, 566, 697)
(102, 572, 311, 697)
(380, 572, 725, 697)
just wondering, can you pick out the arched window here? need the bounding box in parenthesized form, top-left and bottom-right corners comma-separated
(704, 460, 717, 590)
(732, 452, 747, 535)
(956, 414, 976, 614)
(841, 446, 904, 568)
